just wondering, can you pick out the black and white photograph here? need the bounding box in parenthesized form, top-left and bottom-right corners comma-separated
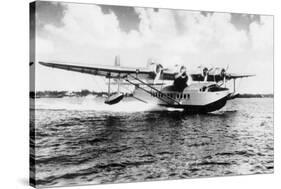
(29, 1, 273, 188)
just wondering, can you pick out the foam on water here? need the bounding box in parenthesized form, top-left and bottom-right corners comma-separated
(35, 96, 183, 112)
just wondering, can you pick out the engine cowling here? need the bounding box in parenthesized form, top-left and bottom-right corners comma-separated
(203, 67, 208, 77)
(207, 67, 227, 83)
(220, 68, 226, 78)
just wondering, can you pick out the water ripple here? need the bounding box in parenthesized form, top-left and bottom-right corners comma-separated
(33, 98, 274, 187)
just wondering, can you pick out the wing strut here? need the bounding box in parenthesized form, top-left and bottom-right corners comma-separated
(108, 75, 111, 96)
(227, 78, 239, 100)
(125, 74, 181, 105)
(105, 74, 124, 105)
(233, 78, 236, 93)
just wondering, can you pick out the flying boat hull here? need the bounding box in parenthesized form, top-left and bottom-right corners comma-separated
(160, 94, 229, 113)
(134, 83, 230, 113)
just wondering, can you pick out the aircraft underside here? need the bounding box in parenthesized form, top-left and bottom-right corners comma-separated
(159, 95, 229, 113)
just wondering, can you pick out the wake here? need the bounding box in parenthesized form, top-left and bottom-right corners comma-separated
(34, 96, 183, 112)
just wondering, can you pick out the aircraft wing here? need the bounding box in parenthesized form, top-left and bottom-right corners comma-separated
(225, 73, 255, 79)
(39, 61, 178, 81)
(39, 61, 155, 79)
(190, 73, 255, 82)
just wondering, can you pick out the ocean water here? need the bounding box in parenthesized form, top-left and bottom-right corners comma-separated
(32, 97, 274, 187)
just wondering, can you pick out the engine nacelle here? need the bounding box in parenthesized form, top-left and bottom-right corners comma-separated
(202, 67, 208, 77)
(220, 68, 226, 77)
(173, 64, 187, 74)
(207, 67, 227, 83)
(208, 67, 226, 76)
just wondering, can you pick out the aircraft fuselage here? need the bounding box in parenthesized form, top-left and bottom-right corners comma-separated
(134, 82, 230, 113)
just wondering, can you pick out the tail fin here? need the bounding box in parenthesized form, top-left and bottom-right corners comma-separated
(115, 55, 120, 66)
(114, 55, 121, 91)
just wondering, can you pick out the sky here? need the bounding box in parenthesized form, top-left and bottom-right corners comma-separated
(33, 1, 273, 94)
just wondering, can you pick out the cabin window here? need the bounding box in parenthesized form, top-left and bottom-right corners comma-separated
(188, 94, 190, 99)
(176, 94, 180, 99)
(183, 94, 186, 99)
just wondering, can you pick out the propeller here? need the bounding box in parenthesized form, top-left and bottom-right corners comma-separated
(147, 58, 164, 74)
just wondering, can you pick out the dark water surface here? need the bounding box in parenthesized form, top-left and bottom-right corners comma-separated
(33, 98, 273, 187)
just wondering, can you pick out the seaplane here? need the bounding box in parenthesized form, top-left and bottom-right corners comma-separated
(38, 56, 254, 113)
